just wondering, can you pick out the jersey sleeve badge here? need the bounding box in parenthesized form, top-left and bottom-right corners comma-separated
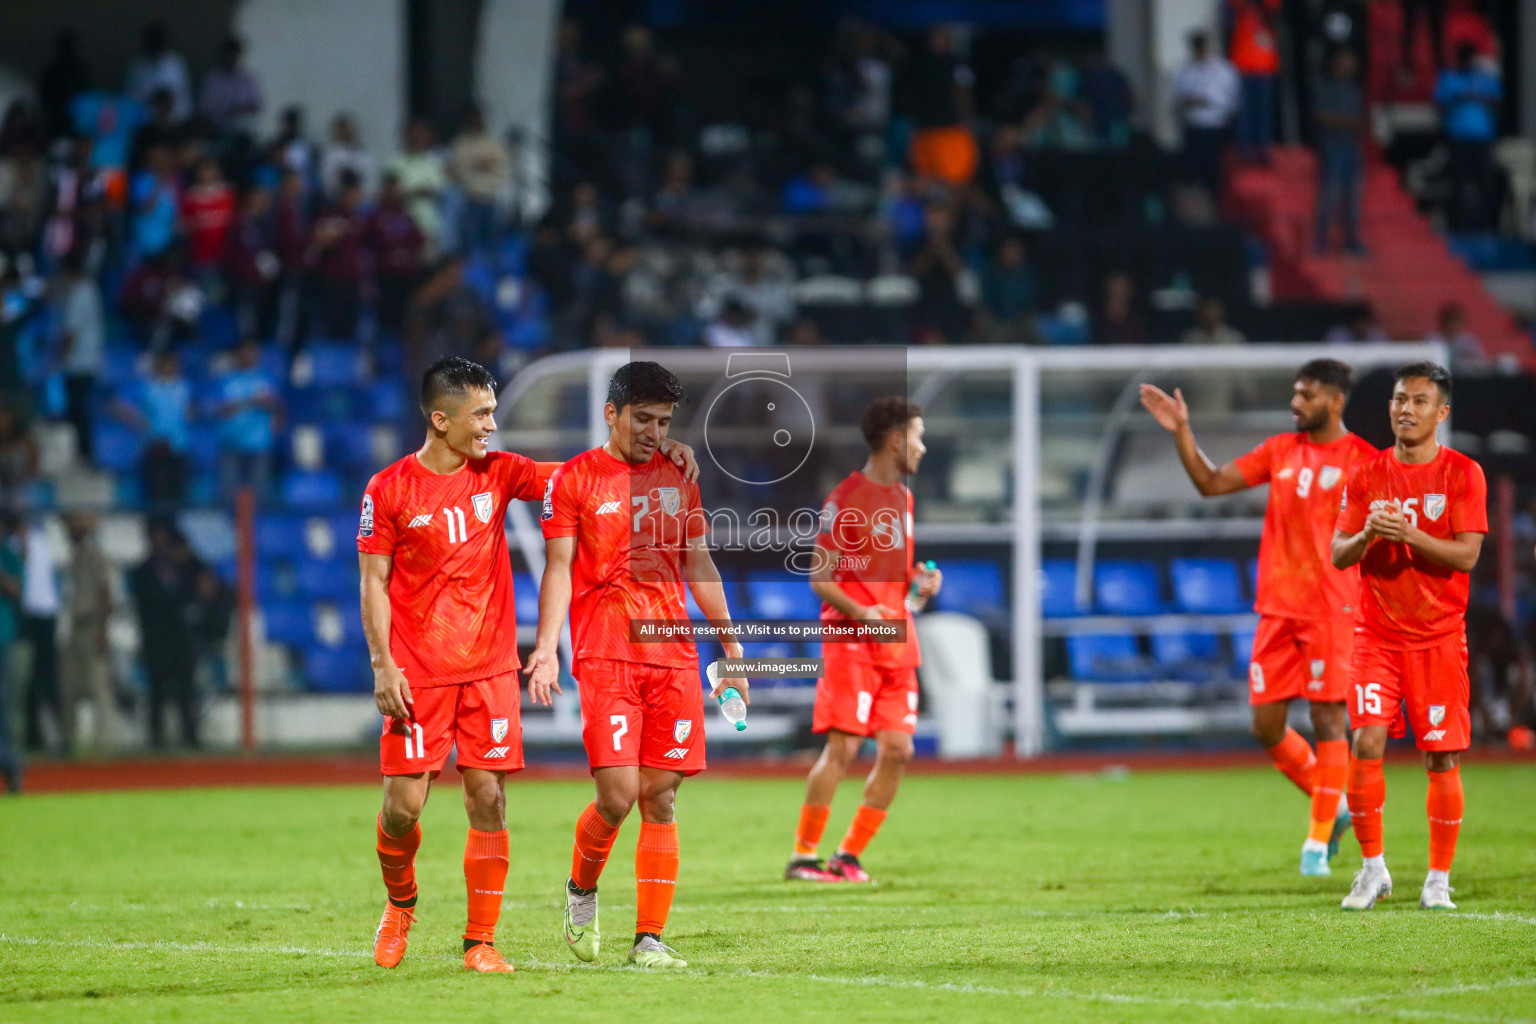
(540, 476, 556, 522)
(360, 493, 375, 537)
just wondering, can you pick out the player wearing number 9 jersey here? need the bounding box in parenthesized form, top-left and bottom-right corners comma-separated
(358, 357, 699, 974)
(1142, 359, 1375, 877)
(1332, 363, 1485, 912)
(526, 360, 745, 971)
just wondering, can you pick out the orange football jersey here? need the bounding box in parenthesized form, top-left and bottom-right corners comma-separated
(814, 471, 920, 668)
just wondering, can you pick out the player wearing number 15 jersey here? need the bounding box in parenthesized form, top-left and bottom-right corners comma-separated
(1333, 363, 1485, 912)
(1142, 360, 1375, 876)
(359, 357, 698, 974)
(526, 361, 745, 971)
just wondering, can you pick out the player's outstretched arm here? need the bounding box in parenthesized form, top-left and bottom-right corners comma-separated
(682, 535, 748, 704)
(1138, 384, 1249, 497)
(360, 552, 413, 719)
(524, 535, 575, 706)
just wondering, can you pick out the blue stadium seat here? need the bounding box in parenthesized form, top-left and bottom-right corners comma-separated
(1169, 558, 1247, 615)
(1066, 634, 1152, 682)
(931, 560, 1006, 619)
(362, 380, 410, 422)
(1039, 559, 1084, 617)
(745, 572, 820, 619)
(283, 470, 343, 509)
(307, 344, 363, 388)
(294, 558, 360, 601)
(1150, 630, 1222, 682)
(199, 306, 240, 348)
(513, 571, 539, 624)
(324, 423, 378, 470)
(325, 513, 360, 557)
(94, 421, 144, 474)
(1094, 561, 1165, 616)
(304, 647, 372, 693)
(262, 602, 316, 645)
(1231, 628, 1256, 676)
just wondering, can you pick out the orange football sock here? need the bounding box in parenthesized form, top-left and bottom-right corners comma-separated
(1264, 728, 1317, 797)
(794, 804, 831, 857)
(1307, 739, 1350, 843)
(1426, 767, 1463, 873)
(376, 816, 421, 905)
(1348, 757, 1386, 858)
(837, 805, 887, 858)
(462, 828, 509, 945)
(571, 802, 620, 891)
(635, 821, 679, 936)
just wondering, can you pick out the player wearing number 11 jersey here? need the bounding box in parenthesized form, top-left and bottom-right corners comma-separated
(1142, 360, 1375, 876)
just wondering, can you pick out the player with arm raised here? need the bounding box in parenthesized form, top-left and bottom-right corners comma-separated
(1331, 363, 1485, 911)
(1141, 360, 1375, 875)
(361, 357, 697, 974)
(524, 360, 745, 970)
(784, 397, 941, 884)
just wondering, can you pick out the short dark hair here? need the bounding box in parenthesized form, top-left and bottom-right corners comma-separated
(420, 356, 497, 416)
(860, 396, 922, 450)
(1394, 361, 1452, 401)
(1296, 358, 1354, 396)
(607, 361, 685, 410)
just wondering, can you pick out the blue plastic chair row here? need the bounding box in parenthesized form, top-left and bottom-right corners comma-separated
(1066, 628, 1257, 683)
(1042, 558, 1250, 618)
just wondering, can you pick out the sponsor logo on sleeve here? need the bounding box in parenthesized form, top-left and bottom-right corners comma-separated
(1423, 494, 1446, 522)
(491, 718, 509, 743)
(540, 477, 555, 521)
(472, 491, 494, 523)
(360, 494, 375, 538)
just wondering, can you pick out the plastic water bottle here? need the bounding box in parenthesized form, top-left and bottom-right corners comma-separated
(905, 560, 938, 613)
(707, 663, 747, 731)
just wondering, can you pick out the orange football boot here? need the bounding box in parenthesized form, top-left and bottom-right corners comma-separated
(373, 902, 416, 968)
(464, 942, 515, 974)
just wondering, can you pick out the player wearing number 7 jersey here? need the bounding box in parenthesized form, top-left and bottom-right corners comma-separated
(358, 357, 699, 974)
(1142, 360, 1376, 876)
(1332, 363, 1485, 912)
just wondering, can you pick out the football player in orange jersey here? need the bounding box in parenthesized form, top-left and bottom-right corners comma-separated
(1141, 360, 1374, 874)
(784, 397, 941, 884)
(360, 357, 697, 974)
(1332, 363, 1485, 911)
(526, 361, 745, 969)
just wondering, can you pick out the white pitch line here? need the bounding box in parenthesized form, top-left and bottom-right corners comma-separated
(2, 935, 1532, 1023)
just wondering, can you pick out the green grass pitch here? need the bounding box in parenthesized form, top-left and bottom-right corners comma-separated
(2, 764, 1534, 1023)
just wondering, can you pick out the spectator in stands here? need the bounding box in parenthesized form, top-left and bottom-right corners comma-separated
(61, 512, 113, 752)
(114, 349, 191, 504)
(37, 30, 90, 142)
(1401, 0, 1447, 79)
(902, 25, 977, 185)
(1312, 47, 1367, 256)
(1435, 42, 1503, 231)
(0, 116, 48, 254)
(1174, 31, 1239, 198)
(552, 17, 605, 180)
(129, 143, 181, 259)
(1020, 58, 1091, 149)
(704, 296, 760, 348)
(69, 88, 142, 178)
(1095, 270, 1149, 344)
(1229, 0, 1281, 164)
(199, 36, 262, 144)
(609, 25, 682, 150)
(908, 203, 968, 343)
(699, 247, 794, 345)
(128, 89, 188, 173)
(266, 105, 316, 184)
(1080, 49, 1134, 146)
(978, 235, 1037, 343)
(44, 137, 111, 269)
(124, 22, 192, 122)
(273, 169, 312, 345)
(182, 157, 236, 279)
(783, 315, 824, 347)
(129, 519, 200, 749)
(366, 172, 427, 336)
(0, 265, 38, 408)
(1325, 307, 1390, 343)
(19, 515, 62, 755)
(404, 256, 503, 381)
(224, 185, 280, 340)
(1180, 295, 1247, 346)
(214, 336, 281, 500)
(388, 117, 447, 255)
(0, 510, 23, 791)
(448, 104, 511, 257)
(308, 170, 366, 338)
(0, 405, 39, 499)
(830, 19, 897, 164)
(52, 252, 104, 466)
(188, 562, 233, 694)
(320, 114, 374, 200)
(1426, 299, 1486, 364)
(118, 244, 201, 350)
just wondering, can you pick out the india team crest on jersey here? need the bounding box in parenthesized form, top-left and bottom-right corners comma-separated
(1320, 466, 1342, 491)
(673, 719, 692, 743)
(1424, 494, 1446, 522)
(490, 718, 509, 743)
(657, 487, 681, 516)
(472, 491, 494, 523)
(1428, 705, 1446, 727)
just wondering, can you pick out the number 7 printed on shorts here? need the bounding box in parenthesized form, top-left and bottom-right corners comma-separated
(610, 714, 629, 751)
